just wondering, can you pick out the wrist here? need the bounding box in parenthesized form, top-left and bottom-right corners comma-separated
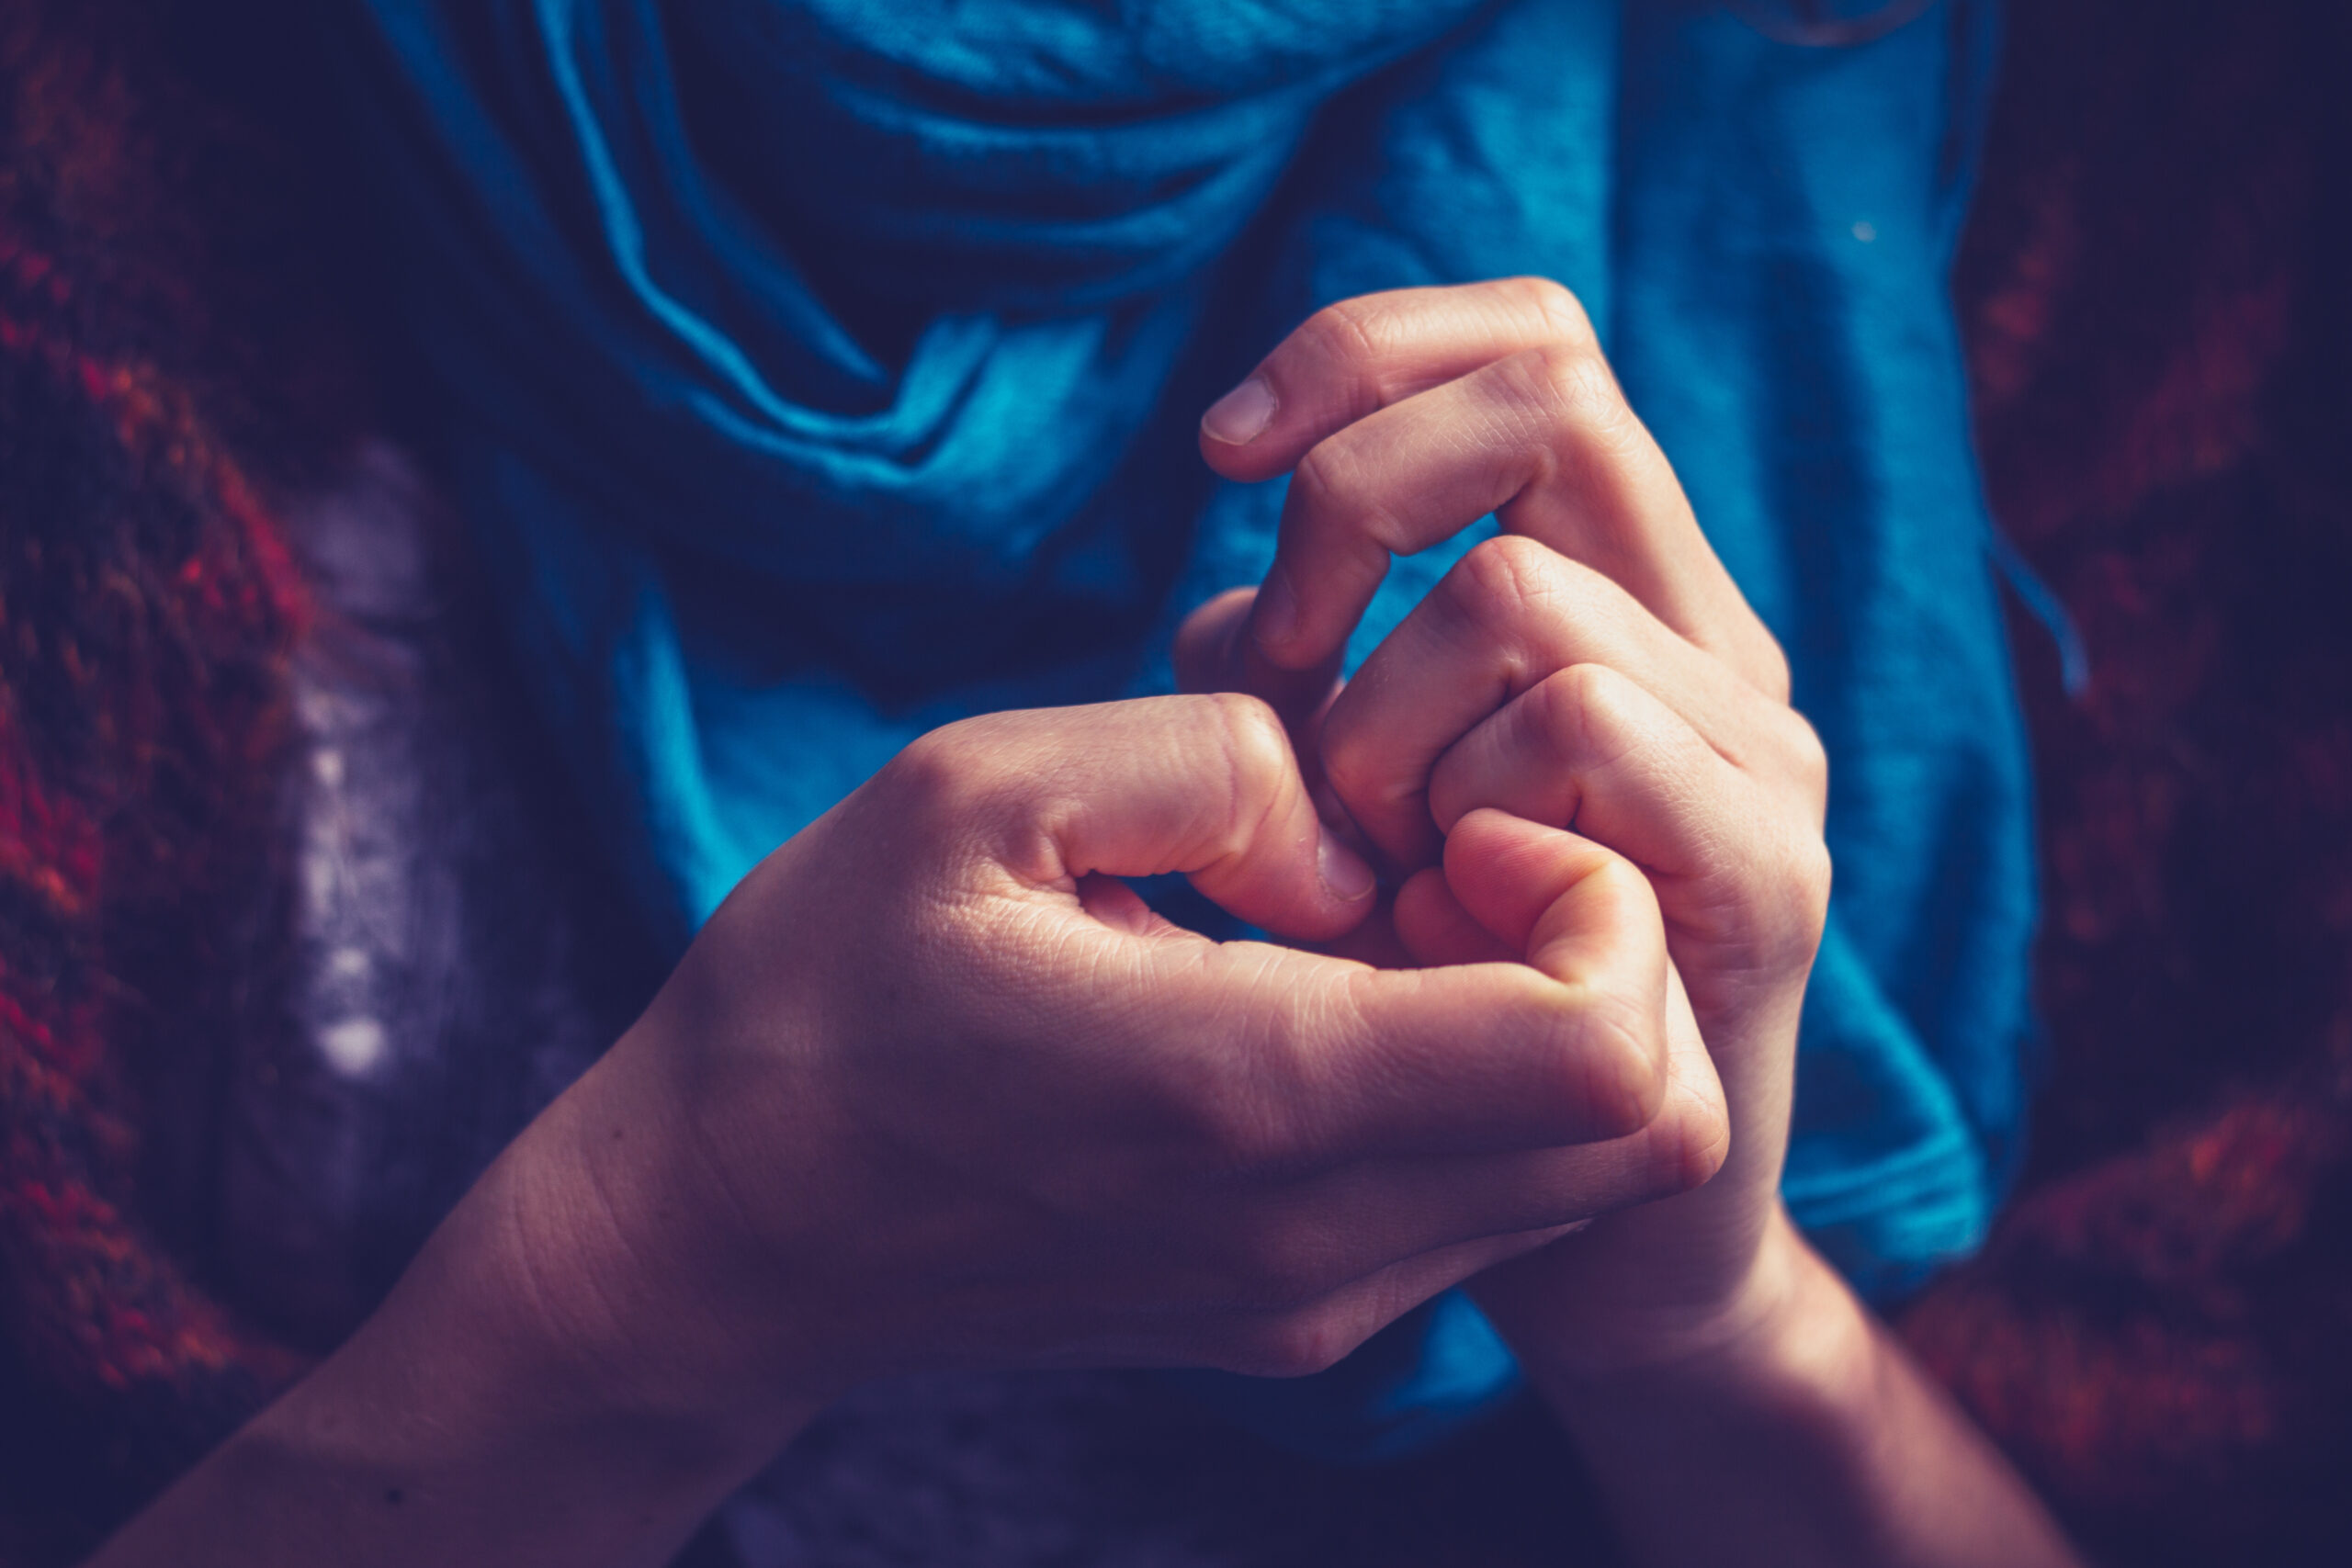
(424, 1096, 816, 1490)
(92, 1069, 831, 1568)
(1509, 1206, 1861, 1404)
(1508, 1212, 2075, 1568)
(499, 1013, 853, 1435)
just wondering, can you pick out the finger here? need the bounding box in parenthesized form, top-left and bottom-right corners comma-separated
(1247, 342, 1780, 693)
(1430, 678, 1831, 986)
(1252, 820, 1679, 1160)
(1390, 864, 1515, 966)
(1431, 816, 1752, 1175)
(1237, 996, 1724, 1294)
(1169, 940, 1677, 1158)
(1317, 538, 1767, 870)
(1170, 591, 1371, 876)
(1207, 956, 1725, 1375)
(1198, 277, 1600, 483)
(1171, 585, 1342, 741)
(939, 695, 1376, 941)
(1431, 663, 1732, 867)
(1175, 818, 1679, 1161)
(1434, 811, 1669, 996)
(1445, 818, 1806, 1221)
(1075, 873, 1191, 942)
(928, 701, 1678, 1159)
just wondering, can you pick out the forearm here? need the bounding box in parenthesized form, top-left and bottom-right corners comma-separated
(86, 1060, 823, 1568)
(1524, 1213, 2078, 1568)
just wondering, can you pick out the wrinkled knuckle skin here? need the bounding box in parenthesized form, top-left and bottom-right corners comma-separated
(1194, 690, 1294, 846)
(1198, 690, 1291, 782)
(1288, 439, 1366, 527)
(1737, 716, 1835, 958)
(1525, 339, 1622, 432)
(1302, 296, 1395, 379)
(1452, 532, 1560, 636)
(1532, 662, 1627, 760)
(881, 720, 999, 830)
(1580, 987, 1671, 1140)
(1729, 823, 1832, 972)
(1657, 1085, 1732, 1197)
(1503, 276, 1597, 350)
(1315, 679, 1416, 827)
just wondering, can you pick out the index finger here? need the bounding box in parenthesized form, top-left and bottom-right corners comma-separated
(1198, 277, 1599, 480)
(937, 697, 1672, 1160)
(1135, 926, 1674, 1164)
(1198, 281, 1785, 700)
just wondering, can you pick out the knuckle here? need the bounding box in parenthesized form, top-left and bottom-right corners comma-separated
(1530, 662, 1629, 760)
(1724, 818, 1831, 965)
(1524, 339, 1622, 426)
(1298, 296, 1397, 388)
(1193, 690, 1295, 848)
(1500, 276, 1597, 350)
(1287, 442, 1343, 514)
(881, 719, 999, 826)
(878, 716, 1072, 885)
(1507, 342, 1647, 479)
(1733, 720, 1834, 953)
(1777, 707, 1831, 808)
(1654, 1085, 1732, 1197)
(1781, 832, 1834, 944)
(1288, 438, 1378, 529)
(1316, 723, 1379, 812)
(1750, 639, 1795, 706)
(1577, 974, 1671, 1138)
(1314, 702, 1398, 818)
(1450, 532, 1562, 631)
(1197, 690, 1291, 780)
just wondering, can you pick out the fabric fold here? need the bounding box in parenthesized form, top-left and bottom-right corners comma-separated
(329, 0, 2030, 1461)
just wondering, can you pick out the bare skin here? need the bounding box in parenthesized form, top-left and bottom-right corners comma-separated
(92, 692, 1724, 1568)
(90, 280, 2077, 1567)
(1182, 277, 2080, 1566)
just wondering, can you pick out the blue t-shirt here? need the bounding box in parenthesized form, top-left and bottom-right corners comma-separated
(325, 0, 2031, 1460)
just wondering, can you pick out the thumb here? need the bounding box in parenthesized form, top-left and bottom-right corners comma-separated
(945, 695, 1375, 942)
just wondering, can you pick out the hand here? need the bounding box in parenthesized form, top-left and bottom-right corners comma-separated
(1177, 278, 1829, 1374)
(93, 694, 1729, 1568)
(522, 693, 1729, 1434)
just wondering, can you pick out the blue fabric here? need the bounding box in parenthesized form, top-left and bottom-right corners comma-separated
(328, 0, 2031, 1461)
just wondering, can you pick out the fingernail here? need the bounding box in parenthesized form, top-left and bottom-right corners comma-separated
(1202, 375, 1276, 445)
(1252, 564, 1299, 652)
(1317, 829, 1376, 902)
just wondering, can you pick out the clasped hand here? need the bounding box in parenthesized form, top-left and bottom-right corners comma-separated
(542, 280, 1830, 1434)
